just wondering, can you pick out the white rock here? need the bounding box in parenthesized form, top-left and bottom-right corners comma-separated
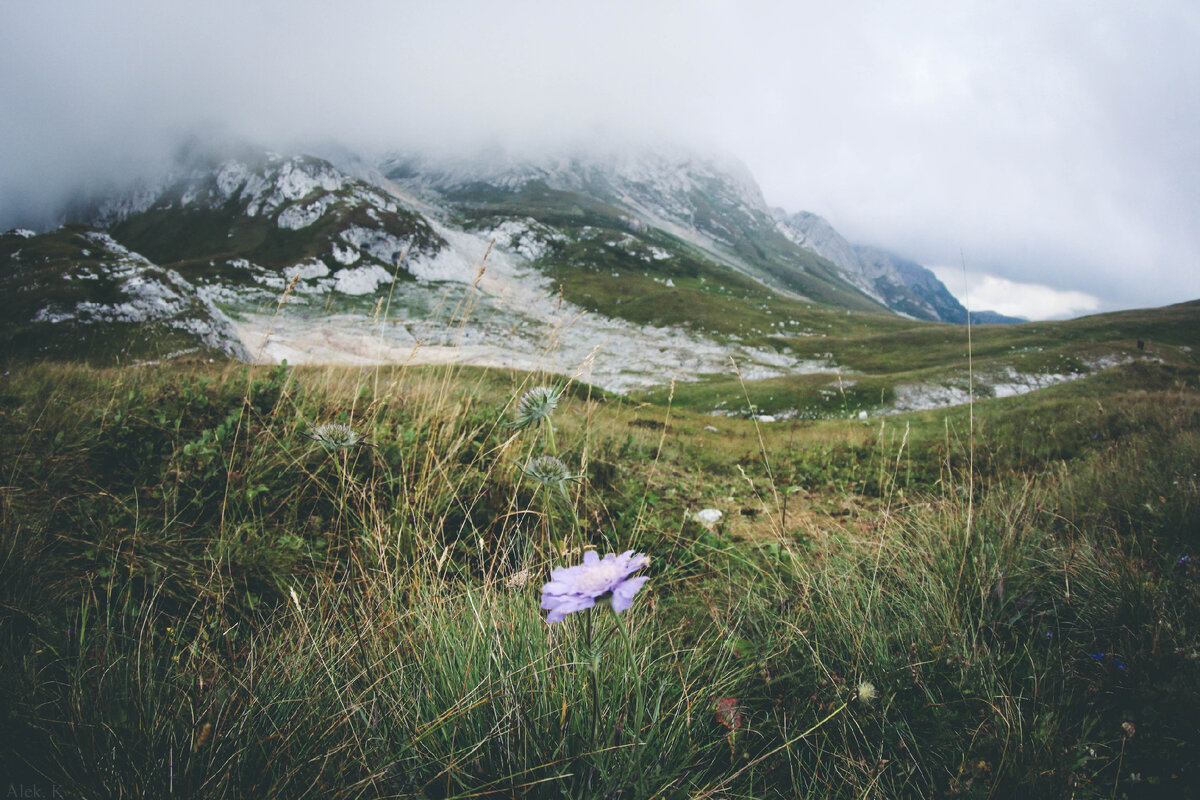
(340, 226, 408, 265)
(334, 264, 395, 295)
(284, 260, 330, 281)
(331, 243, 360, 265)
(277, 199, 327, 230)
(276, 159, 342, 201)
(216, 161, 249, 198)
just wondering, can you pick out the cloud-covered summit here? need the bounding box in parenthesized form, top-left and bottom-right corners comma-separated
(2, 0, 1198, 317)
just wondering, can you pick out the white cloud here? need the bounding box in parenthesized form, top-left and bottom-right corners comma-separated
(928, 266, 1101, 321)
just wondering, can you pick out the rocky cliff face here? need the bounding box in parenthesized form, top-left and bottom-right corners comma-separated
(773, 208, 966, 322)
(379, 146, 890, 313)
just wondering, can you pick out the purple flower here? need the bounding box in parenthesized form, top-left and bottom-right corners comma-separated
(540, 550, 649, 624)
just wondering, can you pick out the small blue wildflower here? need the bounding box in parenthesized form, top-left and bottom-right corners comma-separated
(1091, 652, 1105, 661)
(1045, 632, 1054, 640)
(1114, 656, 1128, 671)
(1179, 556, 1193, 566)
(540, 550, 649, 624)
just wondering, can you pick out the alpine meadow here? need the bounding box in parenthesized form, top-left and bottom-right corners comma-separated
(1, 143, 1198, 799)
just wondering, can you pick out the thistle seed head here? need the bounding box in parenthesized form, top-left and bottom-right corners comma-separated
(304, 422, 362, 451)
(512, 386, 560, 429)
(522, 454, 579, 501)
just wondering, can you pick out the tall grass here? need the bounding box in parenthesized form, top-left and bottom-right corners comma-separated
(1, 332, 1198, 796)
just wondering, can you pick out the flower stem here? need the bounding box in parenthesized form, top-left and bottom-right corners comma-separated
(612, 609, 644, 744)
(541, 486, 554, 557)
(586, 609, 600, 748)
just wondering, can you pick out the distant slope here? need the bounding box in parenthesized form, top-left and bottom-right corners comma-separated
(5, 139, 1152, 415)
(0, 225, 246, 362)
(380, 148, 892, 314)
(10, 151, 836, 387)
(634, 300, 1200, 418)
(773, 209, 1020, 324)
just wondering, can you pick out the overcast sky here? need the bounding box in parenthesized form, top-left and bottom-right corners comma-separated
(2, 0, 1198, 319)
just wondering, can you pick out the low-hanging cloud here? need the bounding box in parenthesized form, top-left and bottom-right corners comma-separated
(2, 0, 1198, 317)
(928, 266, 1101, 321)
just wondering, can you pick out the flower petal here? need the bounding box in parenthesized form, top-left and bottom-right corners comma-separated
(617, 550, 648, 573)
(540, 579, 578, 597)
(544, 595, 595, 623)
(611, 575, 648, 612)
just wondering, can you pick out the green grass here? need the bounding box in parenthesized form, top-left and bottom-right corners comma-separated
(442, 177, 887, 323)
(110, 189, 441, 281)
(633, 301, 1200, 418)
(0, 225, 237, 363)
(1, 345, 1199, 797)
(539, 234, 847, 345)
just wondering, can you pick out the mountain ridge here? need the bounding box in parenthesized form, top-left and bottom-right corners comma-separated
(4, 142, 1092, 412)
(43, 141, 1006, 328)
(379, 147, 896, 314)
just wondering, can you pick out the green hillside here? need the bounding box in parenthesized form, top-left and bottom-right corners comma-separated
(437, 177, 888, 317)
(1, 344, 1197, 796)
(0, 226, 243, 363)
(635, 301, 1200, 418)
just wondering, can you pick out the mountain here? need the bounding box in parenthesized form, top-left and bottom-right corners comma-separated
(79, 150, 446, 296)
(2, 149, 821, 388)
(3, 141, 1052, 405)
(773, 209, 1022, 324)
(53, 143, 986, 331)
(378, 147, 895, 314)
(969, 309, 1027, 325)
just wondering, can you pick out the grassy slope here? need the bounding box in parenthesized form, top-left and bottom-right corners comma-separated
(1, 352, 1198, 797)
(534, 230, 898, 347)
(653, 176, 886, 312)
(0, 226, 231, 363)
(446, 180, 887, 339)
(635, 301, 1200, 417)
(110, 188, 441, 284)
